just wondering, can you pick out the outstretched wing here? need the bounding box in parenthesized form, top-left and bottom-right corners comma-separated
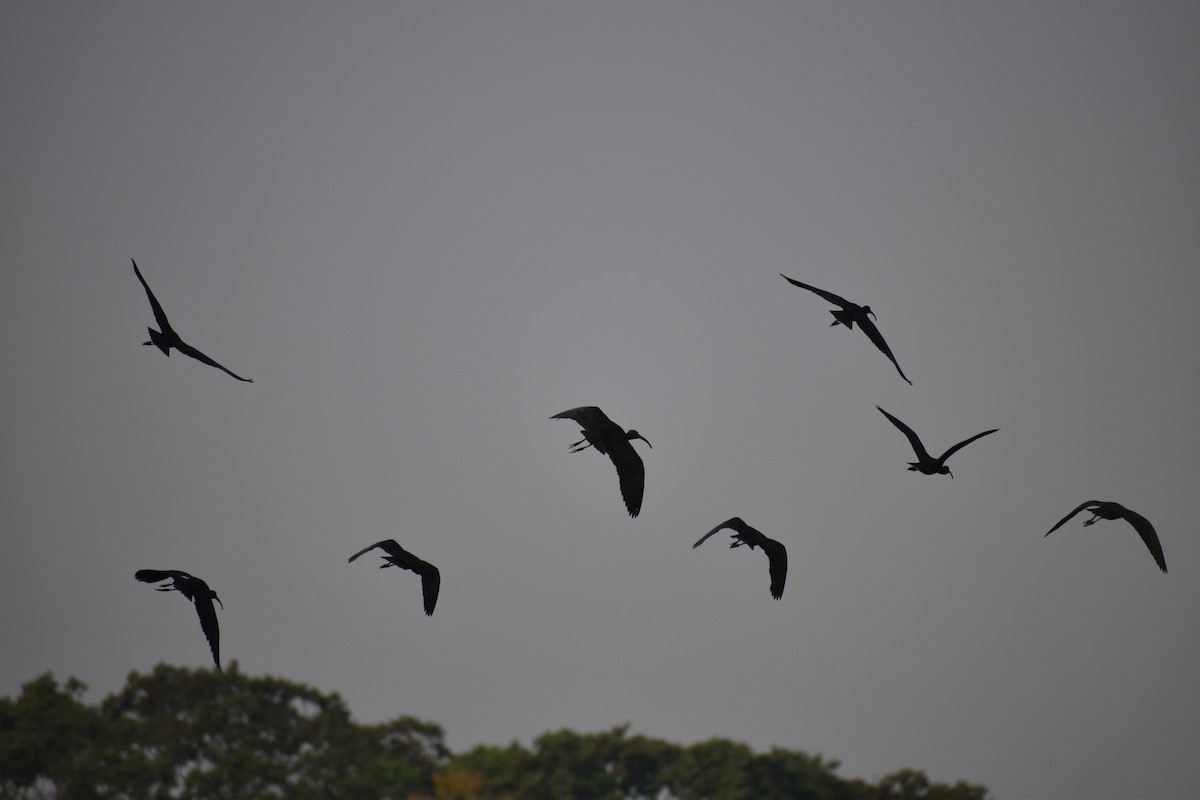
(551, 406, 612, 432)
(134, 568, 188, 585)
(693, 517, 745, 548)
(348, 540, 396, 563)
(1118, 507, 1167, 573)
(175, 340, 253, 382)
(192, 594, 222, 670)
(1044, 501, 1099, 536)
(937, 428, 999, 462)
(877, 407, 932, 462)
(779, 274, 850, 308)
(132, 259, 173, 334)
(760, 537, 788, 600)
(858, 317, 912, 384)
(607, 439, 645, 517)
(418, 565, 441, 616)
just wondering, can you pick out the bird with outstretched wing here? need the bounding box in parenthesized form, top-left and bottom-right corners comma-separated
(134, 569, 224, 669)
(132, 259, 252, 382)
(349, 539, 441, 615)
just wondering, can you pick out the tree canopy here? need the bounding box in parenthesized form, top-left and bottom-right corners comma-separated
(0, 666, 989, 800)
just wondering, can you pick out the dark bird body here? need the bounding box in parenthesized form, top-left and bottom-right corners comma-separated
(877, 406, 997, 478)
(134, 569, 223, 670)
(552, 406, 651, 517)
(1045, 501, 1167, 573)
(348, 539, 441, 615)
(132, 259, 252, 382)
(693, 517, 787, 600)
(780, 274, 912, 384)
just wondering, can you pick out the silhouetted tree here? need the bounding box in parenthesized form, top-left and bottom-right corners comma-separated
(0, 667, 989, 800)
(874, 768, 990, 800)
(0, 673, 104, 798)
(0, 664, 446, 799)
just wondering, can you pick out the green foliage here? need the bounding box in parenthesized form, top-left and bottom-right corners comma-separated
(0, 664, 446, 799)
(663, 737, 753, 799)
(0, 673, 103, 797)
(873, 768, 992, 800)
(442, 728, 989, 800)
(0, 667, 989, 800)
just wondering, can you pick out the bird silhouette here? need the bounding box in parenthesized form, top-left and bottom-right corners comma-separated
(877, 406, 997, 478)
(551, 406, 651, 517)
(693, 517, 787, 600)
(134, 569, 223, 670)
(1045, 501, 1167, 573)
(348, 539, 441, 615)
(132, 259, 252, 382)
(780, 274, 912, 384)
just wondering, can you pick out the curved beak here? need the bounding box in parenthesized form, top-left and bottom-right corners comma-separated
(213, 594, 224, 610)
(635, 434, 652, 449)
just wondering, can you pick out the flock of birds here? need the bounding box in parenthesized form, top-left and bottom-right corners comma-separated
(129, 260, 1168, 672)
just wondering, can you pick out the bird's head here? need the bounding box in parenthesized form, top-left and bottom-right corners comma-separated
(626, 430, 652, 448)
(212, 593, 224, 610)
(863, 305, 877, 320)
(941, 466, 954, 479)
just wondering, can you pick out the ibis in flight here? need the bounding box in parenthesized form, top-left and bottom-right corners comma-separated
(551, 406, 651, 517)
(348, 539, 441, 615)
(877, 406, 997, 478)
(132, 259, 253, 382)
(693, 517, 787, 600)
(134, 569, 223, 670)
(780, 274, 912, 384)
(1045, 501, 1167, 573)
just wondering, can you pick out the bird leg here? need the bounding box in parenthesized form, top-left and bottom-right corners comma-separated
(568, 437, 594, 453)
(1082, 515, 1100, 526)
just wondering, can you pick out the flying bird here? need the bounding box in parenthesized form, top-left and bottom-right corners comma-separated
(877, 406, 997, 478)
(780, 274, 912, 384)
(134, 569, 223, 670)
(1044, 501, 1167, 573)
(551, 406, 651, 517)
(132, 259, 252, 382)
(348, 539, 441, 615)
(693, 517, 787, 600)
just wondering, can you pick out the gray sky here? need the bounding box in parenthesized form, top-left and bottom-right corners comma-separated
(3, 3, 1199, 798)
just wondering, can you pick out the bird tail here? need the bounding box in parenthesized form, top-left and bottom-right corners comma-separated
(145, 327, 170, 355)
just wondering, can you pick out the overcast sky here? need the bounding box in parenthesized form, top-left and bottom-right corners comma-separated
(3, 3, 1199, 798)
